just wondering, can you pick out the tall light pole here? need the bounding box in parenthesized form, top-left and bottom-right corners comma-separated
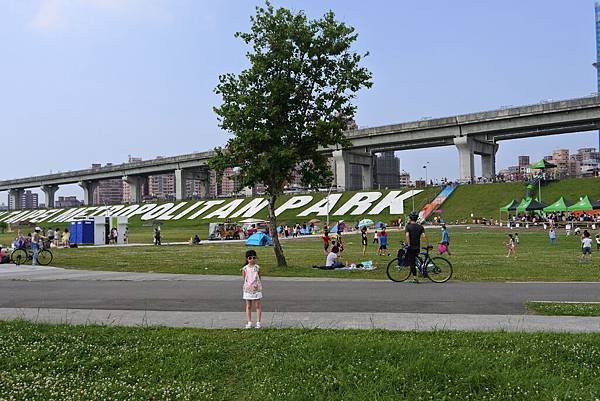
(423, 162, 429, 186)
(326, 185, 336, 228)
(595, 2, 600, 151)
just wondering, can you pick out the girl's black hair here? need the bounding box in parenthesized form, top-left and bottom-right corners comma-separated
(245, 249, 257, 259)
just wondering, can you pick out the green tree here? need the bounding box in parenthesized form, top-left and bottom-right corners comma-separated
(210, 3, 372, 267)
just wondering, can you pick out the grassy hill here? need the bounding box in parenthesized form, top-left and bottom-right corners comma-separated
(440, 177, 600, 223)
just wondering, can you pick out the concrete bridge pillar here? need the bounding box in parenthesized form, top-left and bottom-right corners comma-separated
(332, 150, 374, 191)
(196, 170, 210, 199)
(8, 189, 24, 210)
(175, 169, 191, 201)
(122, 175, 145, 203)
(78, 180, 98, 206)
(40, 185, 59, 208)
(454, 137, 475, 183)
(454, 137, 498, 183)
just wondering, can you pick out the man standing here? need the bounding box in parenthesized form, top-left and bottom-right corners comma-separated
(31, 227, 43, 266)
(405, 212, 428, 283)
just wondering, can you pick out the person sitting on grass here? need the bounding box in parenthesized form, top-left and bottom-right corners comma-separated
(325, 246, 345, 269)
(581, 230, 592, 263)
(191, 234, 201, 245)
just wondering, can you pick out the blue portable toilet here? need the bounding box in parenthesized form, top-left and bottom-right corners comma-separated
(81, 220, 94, 244)
(69, 221, 79, 244)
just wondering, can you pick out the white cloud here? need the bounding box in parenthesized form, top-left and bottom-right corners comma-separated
(29, 0, 171, 31)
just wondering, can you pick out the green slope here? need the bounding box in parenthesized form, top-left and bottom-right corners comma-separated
(440, 177, 600, 223)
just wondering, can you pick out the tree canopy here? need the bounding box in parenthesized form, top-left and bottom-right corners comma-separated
(210, 2, 372, 266)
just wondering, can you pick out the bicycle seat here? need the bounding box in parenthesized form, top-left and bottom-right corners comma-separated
(422, 245, 433, 250)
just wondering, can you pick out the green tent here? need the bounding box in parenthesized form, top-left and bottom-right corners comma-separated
(530, 159, 557, 170)
(567, 196, 596, 211)
(516, 198, 547, 213)
(499, 199, 518, 212)
(543, 197, 572, 212)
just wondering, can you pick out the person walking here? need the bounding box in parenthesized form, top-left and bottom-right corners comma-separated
(154, 227, 161, 246)
(360, 226, 368, 255)
(506, 234, 516, 258)
(242, 250, 262, 329)
(405, 212, 428, 283)
(595, 234, 600, 251)
(372, 230, 378, 245)
(440, 224, 451, 256)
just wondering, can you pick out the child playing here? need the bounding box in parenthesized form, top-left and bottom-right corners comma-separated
(322, 230, 331, 255)
(377, 227, 390, 256)
(506, 234, 516, 258)
(372, 230, 379, 245)
(596, 234, 600, 251)
(514, 233, 520, 245)
(581, 231, 592, 263)
(242, 250, 263, 329)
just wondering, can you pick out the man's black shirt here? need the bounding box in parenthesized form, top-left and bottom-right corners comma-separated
(405, 223, 424, 250)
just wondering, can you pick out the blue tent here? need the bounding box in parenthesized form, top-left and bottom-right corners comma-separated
(375, 221, 386, 229)
(329, 223, 339, 233)
(245, 232, 273, 246)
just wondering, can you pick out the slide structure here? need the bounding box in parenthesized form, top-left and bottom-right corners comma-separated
(418, 185, 458, 222)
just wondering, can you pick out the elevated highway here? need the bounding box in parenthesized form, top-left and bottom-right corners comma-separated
(2, 95, 600, 208)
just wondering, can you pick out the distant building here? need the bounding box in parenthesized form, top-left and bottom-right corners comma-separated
(399, 171, 411, 187)
(92, 163, 124, 205)
(375, 151, 401, 188)
(518, 155, 530, 167)
(148, 174, 175, 200)
(56, 196, 82, 208)
(8, 190, 38, 209)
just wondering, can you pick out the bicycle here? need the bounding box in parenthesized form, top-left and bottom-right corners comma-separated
(386, 245, 452, 283)
(11, 246, 53, 266)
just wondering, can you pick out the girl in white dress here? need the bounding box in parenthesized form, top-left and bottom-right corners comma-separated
(242, 250, 263, 328)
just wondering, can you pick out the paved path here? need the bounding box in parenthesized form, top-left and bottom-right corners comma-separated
(1, 308, 599, 332)
(0, 264, 599, 331)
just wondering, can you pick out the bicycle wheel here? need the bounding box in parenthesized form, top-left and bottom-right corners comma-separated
(37, 249, 53, 266)
(424, 257, 453, 283)
(386, 258, 412, 282)
(11, 249, 27, 266)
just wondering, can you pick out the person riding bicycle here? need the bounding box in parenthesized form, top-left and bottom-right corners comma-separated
(405, 211, 428, 283)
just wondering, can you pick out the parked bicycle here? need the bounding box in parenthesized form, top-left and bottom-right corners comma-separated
(11, 246, 53, 266)
(386, 245, 452, 283)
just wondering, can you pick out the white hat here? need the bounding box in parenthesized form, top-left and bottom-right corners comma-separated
(35, 227, 42, 231)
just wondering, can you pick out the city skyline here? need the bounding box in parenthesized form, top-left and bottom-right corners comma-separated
(0, 1, 598, 204)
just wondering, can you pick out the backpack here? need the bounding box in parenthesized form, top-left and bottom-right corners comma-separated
(396, 248, 406, 266)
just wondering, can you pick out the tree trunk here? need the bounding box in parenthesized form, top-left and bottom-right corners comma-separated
(268, 193, 287, 267)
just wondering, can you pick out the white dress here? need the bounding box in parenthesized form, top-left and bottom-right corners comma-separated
(242, 264, 263, 300)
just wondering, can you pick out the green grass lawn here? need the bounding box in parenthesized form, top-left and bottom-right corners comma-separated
(0, 321, 598, 401)
(33, 227, 600, 281)
(528, 301, 600, 317)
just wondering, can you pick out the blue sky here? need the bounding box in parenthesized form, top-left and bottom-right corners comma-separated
(0, 0, 598, 204)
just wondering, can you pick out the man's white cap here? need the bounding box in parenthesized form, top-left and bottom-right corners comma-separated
(35, 227, 42, 231)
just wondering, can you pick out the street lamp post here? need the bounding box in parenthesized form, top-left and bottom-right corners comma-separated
(326, 185, 336, 228)
(423, 162, 429, 186)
